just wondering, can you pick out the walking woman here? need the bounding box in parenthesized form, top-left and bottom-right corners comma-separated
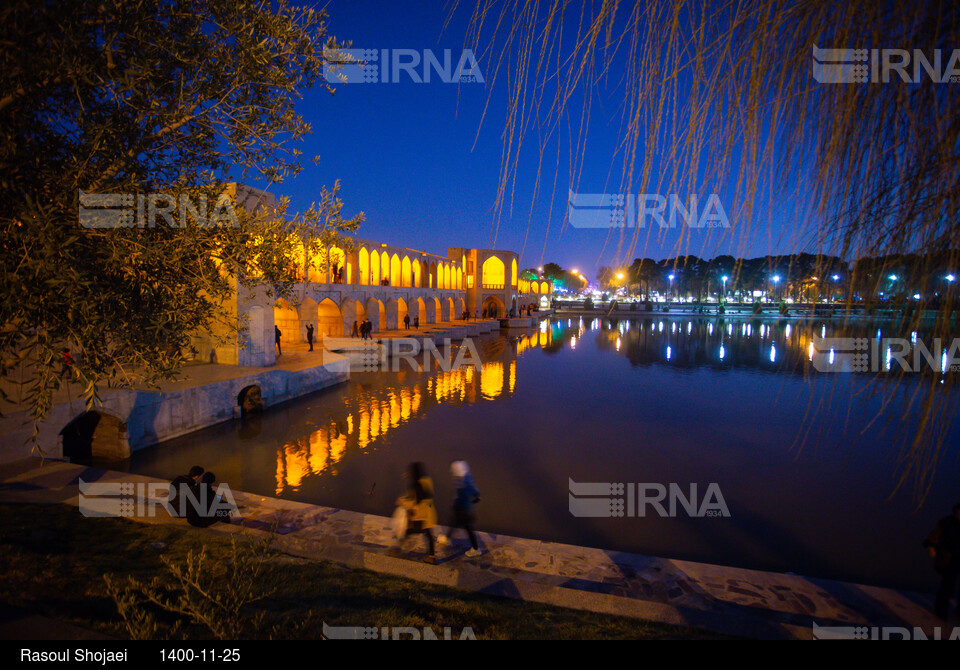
(397, 462, 438, 564)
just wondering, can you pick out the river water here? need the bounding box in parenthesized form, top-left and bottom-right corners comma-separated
(123, 315, 960, 592)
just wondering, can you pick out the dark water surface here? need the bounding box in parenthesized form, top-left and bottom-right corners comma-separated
(123, 316, 960, 592)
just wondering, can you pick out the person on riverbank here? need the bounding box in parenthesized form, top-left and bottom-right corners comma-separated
(351, 320, 359, 338)
(403, 314, 410, 330)
(448, 460, 481, 557)
(306, 323, 314, 351)
(397, 462, 438, 564)
(186, 471, 228, 528)
(168, 465, 203, 517)
(924, 502, 960, 620)
(274, 325, 282, 356)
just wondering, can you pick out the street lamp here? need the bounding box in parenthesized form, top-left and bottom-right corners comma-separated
(946, 274, 955, 282)
(668, 273, 675, 301)
(772, 274, 780, 302)
(721, 275, 728, 303)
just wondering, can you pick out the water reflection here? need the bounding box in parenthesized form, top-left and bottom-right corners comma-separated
(272, 332, 558, 495)
(546, 316, 957, 379)
(124, 317, 960, 592)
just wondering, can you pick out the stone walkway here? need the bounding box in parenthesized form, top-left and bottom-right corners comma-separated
(0, 457, 952, 640)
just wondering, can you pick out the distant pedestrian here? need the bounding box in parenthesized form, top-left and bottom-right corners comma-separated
(274, 325, 281, 355)
(414, 315, 419, 328)
(924, 502, 960, 620)
(447, 461, 481, 557)
(475, 309, 479, 319)
(403, 314, 410, 330)
(397, 462, 438, 564)
(306, 323, 314, 351)
(351, 320, 359, 338)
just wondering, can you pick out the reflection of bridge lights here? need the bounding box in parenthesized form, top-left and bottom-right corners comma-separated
(719, 344, 725, 360)
(666, 345, 671, 361)
(769, 345, 776, 363)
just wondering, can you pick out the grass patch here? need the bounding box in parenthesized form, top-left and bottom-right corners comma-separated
(0, 502, 732, 639)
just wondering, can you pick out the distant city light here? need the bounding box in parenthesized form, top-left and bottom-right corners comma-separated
(947, 274, 956, 282)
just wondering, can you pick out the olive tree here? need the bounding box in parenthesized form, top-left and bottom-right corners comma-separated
(0, 0, 361, 444)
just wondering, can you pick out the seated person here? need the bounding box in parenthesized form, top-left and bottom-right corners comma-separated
(186, 472, 229, 528)
(168, 466, 203, 517)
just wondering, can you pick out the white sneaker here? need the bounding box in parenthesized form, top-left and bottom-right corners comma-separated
(465, 548, 481, 558)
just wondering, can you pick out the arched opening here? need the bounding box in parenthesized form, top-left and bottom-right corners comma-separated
(431, 297, 442, 323)
(429, 262, 437, 288)
(397, 297, 409, 329)
(391, 253, 401, 287)
(458, 297, 466, 319)
(274, 299, 300, 344)
(541, 281, 550, 294)
(401, 256, 412, 287)
(482, 256, 505, 289)
(329, 246, 345, 284)
(359, 247, 369, 285)
(238, 385, 264, 416)
(511, 258, 518, 287)
(437, 263, 445, 289)
(539, 294, 550, 309)
(532, 282, 540, 294)
(381, 250, 390, 285)
(446, 297, 455, 321)
(413, 259, 421, 287)
(370, 250, 380, 285)
(318, 298, 342, 337)
(444, 264, 451, 290)
(482, 295, 505, 318)
(61, 411, 129, 461)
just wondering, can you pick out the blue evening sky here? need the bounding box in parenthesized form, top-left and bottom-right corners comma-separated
(238, 1, 808, 279)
